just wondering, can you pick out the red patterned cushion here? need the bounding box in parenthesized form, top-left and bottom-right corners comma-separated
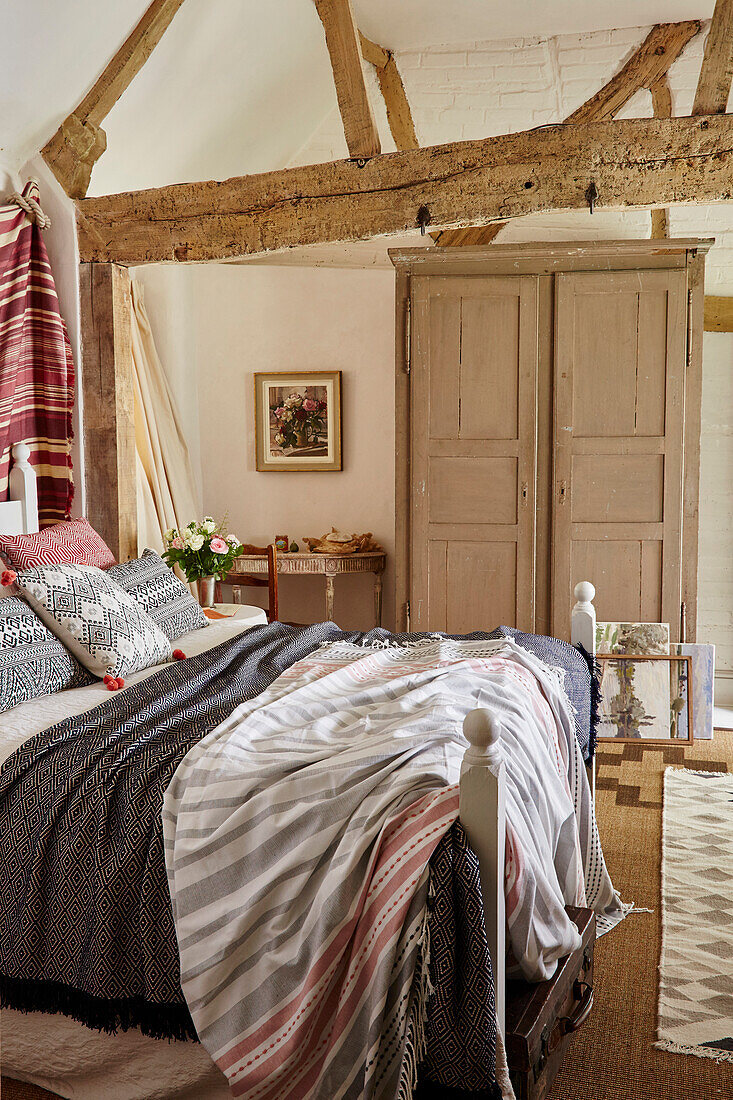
(0, 518, 116, 571)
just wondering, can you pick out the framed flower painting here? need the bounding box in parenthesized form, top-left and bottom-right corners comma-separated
(254, 371, 342, 472)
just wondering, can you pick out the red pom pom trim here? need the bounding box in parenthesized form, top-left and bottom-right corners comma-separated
(115, 677, 125, 689)
(105, 679, 119, 691)
(1, 570, 17, 587)
(172, 649, 186, 660)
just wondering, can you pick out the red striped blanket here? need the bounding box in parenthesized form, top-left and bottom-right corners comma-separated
(0, 181, 75, 525)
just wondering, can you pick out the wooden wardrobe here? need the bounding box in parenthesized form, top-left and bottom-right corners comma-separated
(390, 241, 710, 642)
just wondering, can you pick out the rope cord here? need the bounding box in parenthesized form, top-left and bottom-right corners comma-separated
(8, 182, 50, 229)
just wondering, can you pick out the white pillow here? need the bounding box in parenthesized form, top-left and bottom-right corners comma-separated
(15, 562, 172, 678)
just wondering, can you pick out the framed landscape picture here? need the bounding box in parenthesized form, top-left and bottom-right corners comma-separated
(597, 654, 693, 743)
(254, 371, 342, 472)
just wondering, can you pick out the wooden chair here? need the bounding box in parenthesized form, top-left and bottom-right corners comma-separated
(222, 544, 279, 622)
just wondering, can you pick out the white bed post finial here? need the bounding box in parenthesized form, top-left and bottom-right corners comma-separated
(460, 708, 506, 1035)
(9, 443, 38, 534)
(571, 580, 596, 657)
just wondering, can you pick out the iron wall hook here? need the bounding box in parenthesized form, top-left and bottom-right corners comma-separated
(585, 181, 598, 214)
(416, 205, 431, 235)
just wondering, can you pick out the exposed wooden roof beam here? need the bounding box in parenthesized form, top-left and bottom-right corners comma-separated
(313, 0, 380, 159)
(649, 75, 673, 238)
(704, 295, 733, 331)
(75, 113, 733, 265)
(434, 19, 701, 246)
(41, 0, 187, 199)
(693, 1, 733, 114)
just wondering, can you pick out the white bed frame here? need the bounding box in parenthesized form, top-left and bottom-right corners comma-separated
(1, 443, 38, 535)
(461, 580, 597, 1033)
(2, 447, 599, 1042)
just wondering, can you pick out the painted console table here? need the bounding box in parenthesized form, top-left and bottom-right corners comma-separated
(226, 551, 387, 626)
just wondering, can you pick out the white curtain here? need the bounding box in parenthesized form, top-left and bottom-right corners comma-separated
(131, 279, 200, 557)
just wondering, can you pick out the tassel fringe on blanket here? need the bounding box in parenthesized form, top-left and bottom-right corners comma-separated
(0, 973, 196, 1041)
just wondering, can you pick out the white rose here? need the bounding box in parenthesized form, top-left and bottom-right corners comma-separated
(163, 527, 178, 544)
(227, 534, 240, 546)
(186, 532, 204, 551)
(201, 519, 216, 535)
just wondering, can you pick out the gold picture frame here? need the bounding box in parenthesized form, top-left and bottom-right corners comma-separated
(254, 371, 342, 472)
(597, 654, 693, 744)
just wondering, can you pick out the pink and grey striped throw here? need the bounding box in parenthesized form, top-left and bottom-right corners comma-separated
(0, 181, 75, 526)
(164, 636, 625, 1099)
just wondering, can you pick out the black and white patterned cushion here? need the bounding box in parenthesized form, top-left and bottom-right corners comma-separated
(107, 550, 208, 641)
(16, 563, 172, 678)
(0, 596, 93, 711)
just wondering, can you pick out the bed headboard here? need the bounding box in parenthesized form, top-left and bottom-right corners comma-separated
(1, 443, 38, 535)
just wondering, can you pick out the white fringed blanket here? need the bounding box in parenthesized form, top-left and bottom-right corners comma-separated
(163, 637, 623, 1099)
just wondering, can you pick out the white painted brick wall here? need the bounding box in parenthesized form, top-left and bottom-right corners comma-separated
(288, 23, 733, 688)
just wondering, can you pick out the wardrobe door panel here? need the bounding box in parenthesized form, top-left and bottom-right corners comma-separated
(446, 543, 517, 633)
(411, 276, 538, 633)
(553, 269, 686, 641)
(571, 540, 663, 624)
(571, 454, 665, 524)
(429, 457, 517, 524)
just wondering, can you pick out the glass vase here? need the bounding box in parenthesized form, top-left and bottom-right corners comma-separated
(198, 575, 216, 608)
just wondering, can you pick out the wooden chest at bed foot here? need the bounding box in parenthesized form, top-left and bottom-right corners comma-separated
(506, 906, 596, 1100)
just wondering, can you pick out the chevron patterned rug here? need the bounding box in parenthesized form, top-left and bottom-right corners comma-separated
(656, 767, 733, 1061)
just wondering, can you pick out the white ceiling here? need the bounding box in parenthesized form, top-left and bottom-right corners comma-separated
(355, 1, 712, 49)
(0, 0, 716, 195)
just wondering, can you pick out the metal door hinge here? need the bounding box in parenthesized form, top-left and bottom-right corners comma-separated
(404, 296, 411, 374)
(405, 599, 411, 632)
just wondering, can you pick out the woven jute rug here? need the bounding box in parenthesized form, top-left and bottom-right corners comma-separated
(550, 731, 733, 1099)
(4, 734, 733, 1100)
(656, 766, 733, 1061)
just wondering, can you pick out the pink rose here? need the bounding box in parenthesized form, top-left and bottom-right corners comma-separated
(172, 536, 184, 549)
(302, 398, 317, 412)
(210, 537, 228, 554)
(274, 407, 286, 418)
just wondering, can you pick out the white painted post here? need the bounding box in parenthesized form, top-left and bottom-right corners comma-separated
(9, 443, 38, 533)
(571, 581, 596, 656)
(572, 580, 597, 801)
(460, 708, 506, 1034)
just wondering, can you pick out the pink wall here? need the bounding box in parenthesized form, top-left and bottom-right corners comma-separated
(136, 263, 397, 631)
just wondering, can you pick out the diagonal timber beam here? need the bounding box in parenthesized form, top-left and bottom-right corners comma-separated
(314, 0, 380, 159)
(75, 114, 733, 265)
(566, 20, 701, 123)
(41, 0, 187, 199)
(358, 33, 419, 151)
(434, 19, 701, 246)
(693, 0, 733, 114)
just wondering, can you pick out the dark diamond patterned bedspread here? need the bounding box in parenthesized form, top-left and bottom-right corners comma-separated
(0, 622, 344, 1038)
(419, 822, 502, 1099)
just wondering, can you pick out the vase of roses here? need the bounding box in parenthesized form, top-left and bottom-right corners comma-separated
(272, 391, 327, 451)
(162, 518, 242, 607)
